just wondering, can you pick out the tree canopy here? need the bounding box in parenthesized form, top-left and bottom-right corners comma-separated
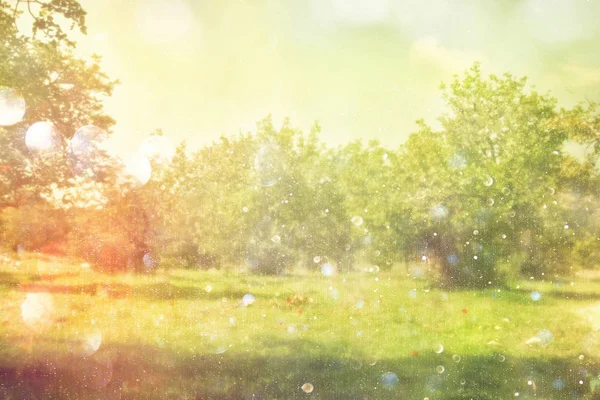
(1, 0, 116, 212)
(390, 64, 596, 286)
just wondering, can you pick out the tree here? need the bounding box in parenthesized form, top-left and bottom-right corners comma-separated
(248, 117, 352, 273)
(1, 0, 116, 211)
(393, 64, 592, 287)
(145, 116, 353, 274)
(336, 139, 398, 269)
(563, 101, 600, 165)
(1, 0, 117, 253)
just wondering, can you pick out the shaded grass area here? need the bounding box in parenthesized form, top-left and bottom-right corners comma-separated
(0, 350, 594, 399)
(0, 344, 595, 399)
(2, 256, 600, 399)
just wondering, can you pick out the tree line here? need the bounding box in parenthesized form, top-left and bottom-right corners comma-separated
(1, 0, 599, 287)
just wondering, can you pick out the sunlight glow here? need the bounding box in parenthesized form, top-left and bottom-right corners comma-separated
(121, 151, 152, 187)
(140, 134, 176, 164)
(135, 0, 194, 45)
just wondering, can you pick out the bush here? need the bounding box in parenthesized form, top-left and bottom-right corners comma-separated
(66, 208, 147, 273)
(67, 227, 139, 272)
(0, 205, 68, 252)
(573, 237, 600, 269)
(245, 238, 295, 275)
(161, 240, 199, 268)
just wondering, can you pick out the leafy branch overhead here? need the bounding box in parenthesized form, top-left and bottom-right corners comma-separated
(1, 0, 116, 135)
(0, 0, 115, 214)
(10, 0, 87, 46)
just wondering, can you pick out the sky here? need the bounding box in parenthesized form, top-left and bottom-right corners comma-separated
(71, 0, 600, 153)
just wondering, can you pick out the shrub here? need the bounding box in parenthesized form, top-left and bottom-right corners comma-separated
(0, 205, 68, 252)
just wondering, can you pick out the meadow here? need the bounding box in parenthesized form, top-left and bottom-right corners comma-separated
(1, 253, 600, 399)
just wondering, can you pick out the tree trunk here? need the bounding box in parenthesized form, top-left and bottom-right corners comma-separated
(429, 233, 458, 289)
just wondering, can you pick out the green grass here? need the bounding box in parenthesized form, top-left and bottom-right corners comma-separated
(1, 254, 600, 399)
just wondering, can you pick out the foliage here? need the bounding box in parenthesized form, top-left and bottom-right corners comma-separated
(0, 0, 116, 233)
(0, 0, 598, 280)
(390, 64, 596, 287)
(1, 0, 116, 136)
(336, 140, 398, 269)
(148, 117, 352, 274)
(0, 0, 120, 266)
(0, 203, 68, 251)
(562, 101, 600, 165)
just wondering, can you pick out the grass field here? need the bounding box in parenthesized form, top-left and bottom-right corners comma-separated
(1, 253, 600, 399)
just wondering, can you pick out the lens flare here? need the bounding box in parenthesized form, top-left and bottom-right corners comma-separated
(69, 125, 113, 178)
(121, 151, 152, 187)
(242, 293, 255, 306)
(25, 121, 61, 153)
(0, 87, 26, 126)
(301, 383, 314, 393)
(380, 372, 399, 389)
(21, 293, 54, 328)
(254, 144, 284, 187)
(321, 263, 335, 277)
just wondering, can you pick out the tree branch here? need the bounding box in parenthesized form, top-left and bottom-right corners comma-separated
(12, 0, 21, 31)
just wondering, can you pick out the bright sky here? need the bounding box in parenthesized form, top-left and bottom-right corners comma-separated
(73, 0, 600, 152)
